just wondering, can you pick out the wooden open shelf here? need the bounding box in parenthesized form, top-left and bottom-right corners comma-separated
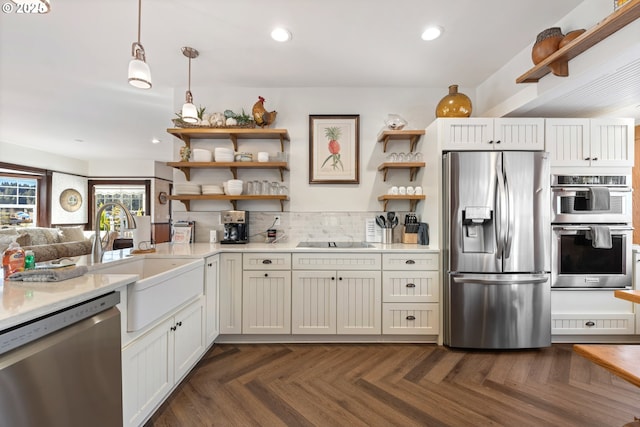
(376, 129, 425, 153)
(166, 161, 289, 181)
(377, 162, 425, 182)
(167, 128, 290, 151)
(167, 194, 288, 211)
(377, 194, 425, 212)
(517, 0, 640, 83)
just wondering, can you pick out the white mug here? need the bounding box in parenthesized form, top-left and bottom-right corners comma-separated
(415, 186, 423, 195)
(257, 152, 269, 162)
(390, 186, 399, 195)
(398, 186, 407, 195)
(407, 186, 415, 195)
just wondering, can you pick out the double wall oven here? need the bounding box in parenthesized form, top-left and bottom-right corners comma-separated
(551, 174, 633, 289)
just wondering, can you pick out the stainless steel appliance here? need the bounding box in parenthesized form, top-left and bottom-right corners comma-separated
(551, 224, 632, 289)
(443, 151, 551, 349)
(550, 174, 632, 289)
(551, 174, 631, 224)
(0, 292, 122, 427)
(221, 210, 249, 244)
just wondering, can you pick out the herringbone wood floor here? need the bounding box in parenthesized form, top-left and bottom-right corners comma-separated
(146, 343, 640, 427)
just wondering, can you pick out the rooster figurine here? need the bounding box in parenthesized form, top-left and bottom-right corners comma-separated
(252, 96, 277, 128)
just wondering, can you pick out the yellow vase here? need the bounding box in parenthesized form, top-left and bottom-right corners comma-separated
(435, 84, 472, 118)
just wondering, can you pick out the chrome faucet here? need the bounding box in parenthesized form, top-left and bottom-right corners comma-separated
(92, 201, 137, 262)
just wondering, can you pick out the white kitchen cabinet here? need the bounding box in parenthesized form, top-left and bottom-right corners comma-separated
(546, 118, 634, 167)
(437, 118, 544, 151)
(551, 290, 634, 336)
(219, 253, 243, 334)
(291, 253, 382, 335)
(122, 297, 205, 427)
(381, 252, 440, 335)
(242, 252, 292, 334)
(204, 254, 219, 346)
(291, 270, 337, 334)
(242, 270, 291, 334)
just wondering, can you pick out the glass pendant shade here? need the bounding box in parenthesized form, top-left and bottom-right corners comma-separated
(128, 55, 152, 89)
(181, 100, 198, 123)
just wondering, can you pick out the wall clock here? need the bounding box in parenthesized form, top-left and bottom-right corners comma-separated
(158, 191, 168, 204)
(60, 188, 82, 212)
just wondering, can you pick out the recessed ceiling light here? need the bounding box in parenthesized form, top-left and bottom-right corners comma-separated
(421, 26, 443, 41)
(271, 27, 292, 42)
(151, 138, 161, 144)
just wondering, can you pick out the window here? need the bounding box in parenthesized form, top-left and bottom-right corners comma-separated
(88, 180, 150, 232)
(0, 164, 48, 227)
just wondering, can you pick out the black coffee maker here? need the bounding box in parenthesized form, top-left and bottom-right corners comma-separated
(221, 210, 249, 244)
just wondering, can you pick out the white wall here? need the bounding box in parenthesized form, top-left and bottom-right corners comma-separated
(0, 141, 88, 175)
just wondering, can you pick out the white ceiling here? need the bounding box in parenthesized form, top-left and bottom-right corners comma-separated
(2, 0, 636, 163)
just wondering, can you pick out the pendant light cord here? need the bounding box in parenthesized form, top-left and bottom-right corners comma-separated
(137, 0, 142, 44)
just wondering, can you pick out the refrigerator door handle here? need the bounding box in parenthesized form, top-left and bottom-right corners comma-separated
(452, 275, 548, 285)
(504, 172, 514, 259)
(495, 161, 507, 258)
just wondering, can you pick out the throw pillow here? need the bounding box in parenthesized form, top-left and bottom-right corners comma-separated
(16, 233, 31, 247)
(58, 226, 86, 243)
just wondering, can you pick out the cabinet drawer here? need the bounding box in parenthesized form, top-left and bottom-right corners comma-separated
(382, 252, 439, 271)
(382, 303, 439, 335)
(243, 252, 291, 270)
(382, 271, 439, 303)
(552, 313, 635, 335)
(292, 253, 381, 270)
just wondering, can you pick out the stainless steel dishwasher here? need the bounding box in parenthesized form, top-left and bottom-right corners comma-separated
(0, 292, 122, 427)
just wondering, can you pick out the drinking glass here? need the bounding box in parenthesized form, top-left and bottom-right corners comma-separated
(261, 180, 270, 195)
(270, 182, 280, 195)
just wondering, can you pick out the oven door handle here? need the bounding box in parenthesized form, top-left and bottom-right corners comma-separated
(556, 226, 634, 231)
(552, 187, 632, 194)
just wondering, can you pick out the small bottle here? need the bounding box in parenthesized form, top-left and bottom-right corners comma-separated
(2, 240, 25, 280)
(24, 250, 35, 270)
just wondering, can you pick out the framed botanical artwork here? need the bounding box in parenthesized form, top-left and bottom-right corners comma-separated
(309, 114, 360, 184)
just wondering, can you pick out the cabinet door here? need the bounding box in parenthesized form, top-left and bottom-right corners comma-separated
(174, 298, 205, 382)
(589, 118, 634, 166)
(204, 255, 219, 346)
(121, 318, 173, 427)
(243, 270, 291, 334)
(219, 253, 243, 334)
(336, 270, 381, 335)
(439, 118, 495, 151)
(292, 271, 337, 334)
(545, 119, 590, 166)
(494, 118, 544, 150)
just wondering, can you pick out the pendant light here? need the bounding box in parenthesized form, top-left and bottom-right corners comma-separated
(128, 0, 152, 89)
(181, 46, 199, 124)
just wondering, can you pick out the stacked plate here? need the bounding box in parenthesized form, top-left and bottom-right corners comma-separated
(214, 147, 234, 162)
(174, 183, 201, 195)
(225, 179, 243, 195)
(192, 148, 212, 162)
(202, 184, 224, 195)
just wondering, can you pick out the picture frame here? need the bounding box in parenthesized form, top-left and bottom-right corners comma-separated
(309, 114, 360, 184)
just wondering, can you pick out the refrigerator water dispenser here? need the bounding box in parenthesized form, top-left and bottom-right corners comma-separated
(462, 206, 493, 253)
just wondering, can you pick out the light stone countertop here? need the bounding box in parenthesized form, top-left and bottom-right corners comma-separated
(0, 273, 138, 331)
(1, 241, 439, 331)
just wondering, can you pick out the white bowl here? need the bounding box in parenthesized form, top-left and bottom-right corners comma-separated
(226, 187, 243, 195)
(192, 149, 212, 162)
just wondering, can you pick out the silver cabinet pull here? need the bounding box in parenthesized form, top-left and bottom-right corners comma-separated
(405, 260, 415, 265)
(406, 283, 416, 288)
(585, 321, 595, 327)
(406, 315, 416, 321)
(262, 259, 272, 264)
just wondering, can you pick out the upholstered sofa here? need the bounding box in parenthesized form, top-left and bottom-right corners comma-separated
(0, 226, 93, 263)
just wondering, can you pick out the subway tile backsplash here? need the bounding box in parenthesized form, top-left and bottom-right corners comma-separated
(171, 210, 413, 244)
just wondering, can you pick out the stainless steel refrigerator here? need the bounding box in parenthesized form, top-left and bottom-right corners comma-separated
(443, 151, 551, 349)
